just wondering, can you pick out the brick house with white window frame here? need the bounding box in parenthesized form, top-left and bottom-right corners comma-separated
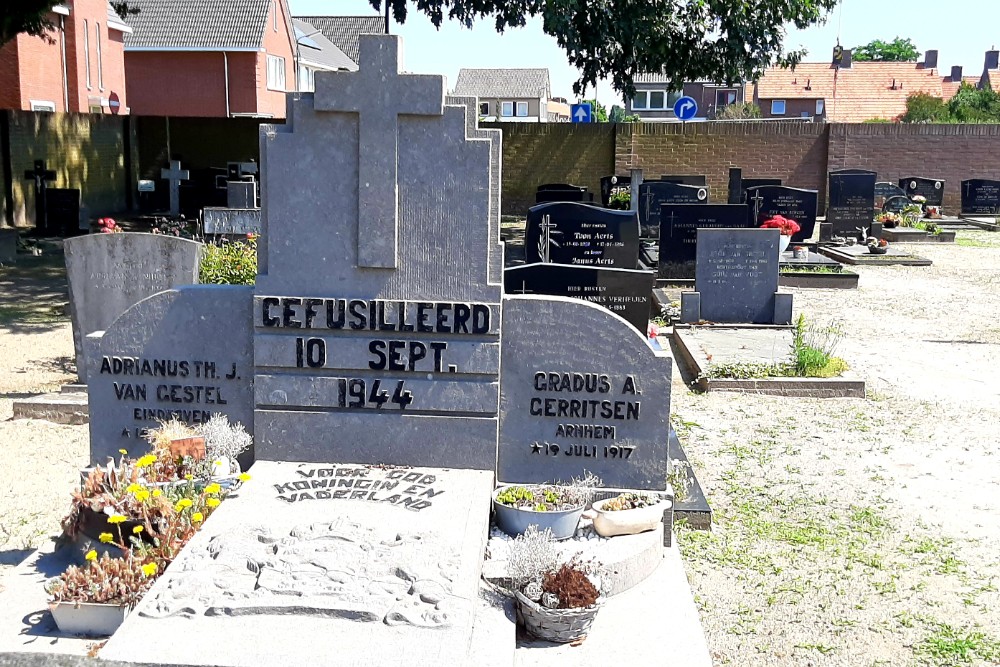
(453, 68, 569, 122)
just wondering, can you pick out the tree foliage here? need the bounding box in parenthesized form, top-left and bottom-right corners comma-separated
(852, 37, 920, 62)
(2, 0, 135, 46)
(901, 84, 1000, 123)
(714, 102, 762, 120)
(581, 98, 608, 122)
(370, 0, 838, 97)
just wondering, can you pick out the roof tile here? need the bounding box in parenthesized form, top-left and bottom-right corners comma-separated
(124, 0, 270, 49)
(453, 69, 550, 99)
(294, 15, 386, 65)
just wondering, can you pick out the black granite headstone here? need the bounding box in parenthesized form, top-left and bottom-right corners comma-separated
(899, 176, 944, 207)
(827, 170, 876, 239)
(659, 175, 707, 186)
(727, 167, 783, 205)
(639, 181, 709, 237)
(45, 188, 82, 237)
(525, 202, 640, 268)
(961, 179, 1000, 214)
(875, 182, 907, 210)
(535, 183, 594, 204)
(599, 175, 632, 208)
(504, 263, 654, 332)
(882, 196, 911, 214)
(746, 186, 818, 242)
(659, 203, 750, 277)
(695, 228, 780, 324)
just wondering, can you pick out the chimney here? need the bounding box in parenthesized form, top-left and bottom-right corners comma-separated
(923, 50, 938, 69)
(951, 65, 963, 81)
(841, 49, 853, 69)
(986, 50, 1000, 70)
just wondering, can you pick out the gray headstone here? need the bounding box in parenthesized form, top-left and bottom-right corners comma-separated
(160, 160, 190, 217)
(101, 461, 493, 666)
(86, 286, 254, 467)
(227, 181, 257, 209)
(64, 233, 202, 383)
(253, 35, 502, 469)
(0, 229, 16, 263)
(203, 208, 263, 235)
(498, 295, 671, 490)
(694, 228, 785, 324)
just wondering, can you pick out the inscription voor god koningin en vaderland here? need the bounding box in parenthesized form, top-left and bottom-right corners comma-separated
(255, 296, 497, 412)
(273, 465, 445, 511)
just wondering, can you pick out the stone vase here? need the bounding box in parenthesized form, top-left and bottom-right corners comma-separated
(779, 235, 791, 254)
(49, 601, 129, 637)
(590, 497, 672, 538)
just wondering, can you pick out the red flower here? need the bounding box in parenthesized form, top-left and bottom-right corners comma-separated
(647, 322, 659, 339)
(760, 215, 801, 236)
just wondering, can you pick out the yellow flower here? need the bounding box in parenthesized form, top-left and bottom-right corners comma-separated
(98, 532, 113, 543)
(132, 525, 144, 534)
(85, 550, 97, 561)
(191, 512, 204, 523)
(238, 473, 251, 483)
(206, 498, 221, 508)
(184, 474, 193, 481)
(107, 514, 127, 524)
(174, 498, 193, 512)
(118, 449, 128, 455)
(134, 489, 150, 502)
(126, 483, 142, 494)
(141, 562, 158, 577)
(152, 489, 162, 498)
(136, 454, 157, 468)
(204, 483, 222, 495)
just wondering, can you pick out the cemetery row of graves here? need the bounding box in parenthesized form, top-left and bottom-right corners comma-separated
(2, 35, 1000, 665)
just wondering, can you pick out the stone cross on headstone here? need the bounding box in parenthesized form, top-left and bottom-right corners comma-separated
(160, 160, 190, 217)
(749, 190, 765, 221)
(24, 159, 56, 194)
(314, 37, 443, 269)
(663, 210, 679, 234)
(538, 215, 558, 263)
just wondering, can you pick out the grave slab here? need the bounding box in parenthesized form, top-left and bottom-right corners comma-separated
(880, 227, 956, 243)
(202, 208, 262, 235)
(101, 461, 494, 666)
(672, 326, 866, 398)
(11, 391, 88, 425)
(64, 233, 202, 383)
(818, 244, 932, 266)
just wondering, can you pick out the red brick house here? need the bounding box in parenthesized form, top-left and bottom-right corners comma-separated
(0, 0, 131, 113)
(123, 0, 297, 118)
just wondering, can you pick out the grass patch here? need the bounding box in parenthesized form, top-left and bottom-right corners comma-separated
(0, 304, 66, 325)
(955, 237, 999, 248)
(916, 622, 1000, 665)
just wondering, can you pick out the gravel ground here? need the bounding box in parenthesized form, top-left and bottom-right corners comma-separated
(1, 232, 1000, 666)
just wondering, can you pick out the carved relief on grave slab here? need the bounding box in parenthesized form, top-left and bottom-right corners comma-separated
(139, 518, 467, 628)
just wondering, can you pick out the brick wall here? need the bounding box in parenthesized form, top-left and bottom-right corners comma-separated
(484, 122, 616, 214)
(828, 124, 1000, 211)
(615, 121, 831, 206)
(5, 110, 129, 226)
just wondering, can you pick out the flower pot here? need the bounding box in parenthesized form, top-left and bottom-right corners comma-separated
(868, 246, 889, 255)
(515, 590, 601, 643)
(169, 436, 205, 460)
(591, 497, 672, 538)
(492, 487, 584, 540)
(49, 601, 129, 636)
(779, 235, 791, 254)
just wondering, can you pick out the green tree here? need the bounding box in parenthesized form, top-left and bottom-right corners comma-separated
(714, 102, 762, 120)
(948, 82, 1000, 123)
(900, 92, 952, 123)
(370, 0, 838, 97)
(580, 98, 608, 122)
(852, 37, 920, 62)
(2, 1, 134, 45)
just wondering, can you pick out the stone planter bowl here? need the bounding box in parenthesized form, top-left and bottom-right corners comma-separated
(49, 601, 129, 636)
(492, 486, 584, 540)
(591, 496, 672, 538)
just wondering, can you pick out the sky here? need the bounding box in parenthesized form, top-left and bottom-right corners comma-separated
(289, 0, 1000, 106)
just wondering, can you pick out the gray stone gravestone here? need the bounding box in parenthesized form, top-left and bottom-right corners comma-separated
(202, 208, 263, 235)
(226, 181, 257, 209)
(681, 228, 792, 325)
(498, 295, 671, 490)
(64, 233, 202, 383)
(160, 160, 190, 217)
(253, 35, 503, 469)
(86, 286, 254, 466)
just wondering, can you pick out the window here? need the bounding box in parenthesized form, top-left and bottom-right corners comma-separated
(771, 99, 786, 115)
(30, 100, 56, 112)
(716, 89, 737, 108)
(516, 101, 528, 117)
(267, 54, 286, 91)
(95, 22, 103, 90)
(631, 89, 681, 110)
(297, 65, 314, 92)
(272, 0, 278, 31)
(500, 101, 514, 117)
(83, 19, 91, 89)
(816, 99, 825, 115)
(479, 102, 489, 116)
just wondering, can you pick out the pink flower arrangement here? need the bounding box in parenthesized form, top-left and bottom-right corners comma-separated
(97, 217, 121, 234)
(760, 215, 801, 236)
(647, 322, 660, 339)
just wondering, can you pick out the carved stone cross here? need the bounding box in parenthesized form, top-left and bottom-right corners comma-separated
(750, 190, 765, 222)
(160, 160, 190, 217)
(314, 36, 444, 269)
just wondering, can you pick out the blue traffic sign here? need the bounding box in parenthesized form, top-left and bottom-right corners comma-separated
(570, 103, 593, 123)
(673, 96, 698, 121)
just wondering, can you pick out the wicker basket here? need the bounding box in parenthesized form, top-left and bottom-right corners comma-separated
(515, 590, 601, 643)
